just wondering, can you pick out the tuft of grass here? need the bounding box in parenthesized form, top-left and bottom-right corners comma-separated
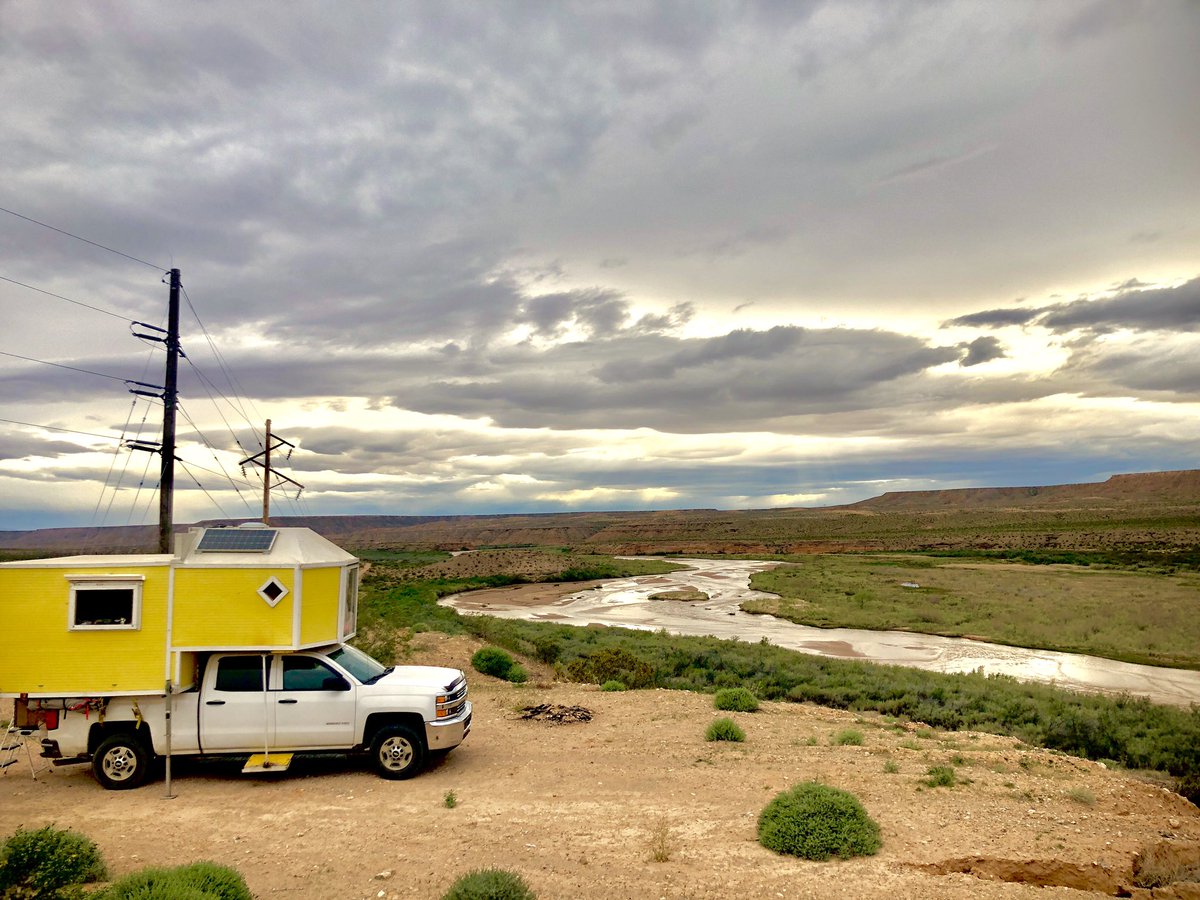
(0, 825, 107, 898)
(883, 759, 900, 774)
(758, 782, 881, 860)
(647, 817, 673, 863)
(1066, 787, 1095, 806)
(600, 680, 627, 692)
(832, 728, 864, 746)
(442, 868, 537, 900)
(705, 717, 746, 743)
(923, 765, 958, 788)
(444, 790, 458, 809)
(1133, 843, 1200, 890)
(714, 687, 759, 712)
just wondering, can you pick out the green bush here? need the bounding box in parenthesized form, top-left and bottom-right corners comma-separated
(923, 765, 957, 788)
(757, 783, 882, 860)
(441, 868, 536, 900)
(531, 636, 561, 665)
(600, 680, 626, 692)
(705, 717, 746, 742)
(506, 664, 528, 684)
(0, 826, 107, 899)
(99, 862, 251, 899)
(714, 687, 759, 712)
(1175, 772, 1200, 807)
(472, 647, 516, 679)
(833, 728, 864, 746)
(565, 647, 654, 688)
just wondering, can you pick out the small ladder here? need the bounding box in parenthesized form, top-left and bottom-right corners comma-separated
(1, 721, 41, 781)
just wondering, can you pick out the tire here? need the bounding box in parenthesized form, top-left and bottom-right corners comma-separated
(369, 723, 426, 780)
(93, 733, 151, 790)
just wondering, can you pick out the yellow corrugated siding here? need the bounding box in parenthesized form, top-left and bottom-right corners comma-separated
(0, 565, 169, 694)
(172, 568, 294, 647)
(299, 566, 342, 645)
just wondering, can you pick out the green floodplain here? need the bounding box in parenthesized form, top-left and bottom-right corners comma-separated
(351, 546, 1200, 790)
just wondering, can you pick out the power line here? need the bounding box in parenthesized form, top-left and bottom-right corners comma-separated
(0, 274, 132, 321)
(0, 204, 167, 272)
(0, 349, 130, 382)
(0, 417, 124, 442)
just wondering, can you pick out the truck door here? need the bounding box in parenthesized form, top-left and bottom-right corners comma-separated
(272, 654, 357, 749)
(200, 654, 274, 752)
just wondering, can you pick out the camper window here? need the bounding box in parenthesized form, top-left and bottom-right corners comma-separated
(68, 580, 142, 630)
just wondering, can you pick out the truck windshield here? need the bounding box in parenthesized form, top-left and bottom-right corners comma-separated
(326, 644, 388, 684)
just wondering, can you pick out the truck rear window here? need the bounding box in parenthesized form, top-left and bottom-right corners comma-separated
(214, 656, 266, 692)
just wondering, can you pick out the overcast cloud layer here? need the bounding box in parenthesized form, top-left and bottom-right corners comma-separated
(1, 1, 1198, 530)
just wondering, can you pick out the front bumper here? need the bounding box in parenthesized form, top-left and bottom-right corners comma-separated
(425, 700, 472, 750)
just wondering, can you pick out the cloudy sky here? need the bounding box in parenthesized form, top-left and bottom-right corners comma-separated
(1, 1, 1198, 531)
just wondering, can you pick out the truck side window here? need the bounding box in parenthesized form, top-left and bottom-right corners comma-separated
(282, 656, 338, 691)
(67, 580, 142, 630)
(214, 656, 265, 692)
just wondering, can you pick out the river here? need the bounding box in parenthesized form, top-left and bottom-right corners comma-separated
(440, 557, 1200, 707)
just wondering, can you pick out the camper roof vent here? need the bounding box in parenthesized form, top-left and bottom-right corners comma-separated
(196, 527, 279, 553)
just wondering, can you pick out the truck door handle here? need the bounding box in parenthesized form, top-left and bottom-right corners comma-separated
(205, 700, 225, 706)
(278, 698, 298, 704)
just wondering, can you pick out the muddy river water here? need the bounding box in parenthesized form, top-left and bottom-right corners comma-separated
(441, 557, 1200, 707)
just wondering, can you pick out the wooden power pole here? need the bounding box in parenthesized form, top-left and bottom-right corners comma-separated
(239, 420, 303, 525)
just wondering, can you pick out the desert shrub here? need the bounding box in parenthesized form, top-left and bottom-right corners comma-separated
(564, 647, 654, 688)
(757, 783, 881, 861)
(883, 759, 900, 774)
(100, 862, 251, 899)
(0, 826, 107, 899)
(714, 687, 759, 712)
(923, 765, 957, 788)
(600, 680, 626, 692)
(506, 664, 529, 684)
(472, 647, 516, 679)
(531, 636, 561, 665)
(833, 728, 864, 746)
(705, 717, 746, 742)
(441, 868, 536, 900)
(1176, 772, 1200, 807)
(1067, 787, 1095, 806)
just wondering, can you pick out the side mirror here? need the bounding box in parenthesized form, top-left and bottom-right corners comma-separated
(322, 675, 351, 692)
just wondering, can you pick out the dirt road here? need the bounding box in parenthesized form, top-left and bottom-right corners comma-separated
(2, 633, 1198, 899)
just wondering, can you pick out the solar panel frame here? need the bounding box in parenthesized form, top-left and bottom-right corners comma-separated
(196, 528, 279, 553)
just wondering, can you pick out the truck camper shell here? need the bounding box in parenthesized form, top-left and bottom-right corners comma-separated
(0, 524, 360, 698)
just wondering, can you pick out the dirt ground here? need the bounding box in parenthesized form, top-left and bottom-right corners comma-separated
(3, 633, 1199, 900)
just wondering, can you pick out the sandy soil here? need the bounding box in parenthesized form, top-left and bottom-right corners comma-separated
(3, 633, 1199, 899)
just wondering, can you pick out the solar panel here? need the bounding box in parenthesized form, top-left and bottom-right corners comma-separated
(196, 528, 279, 553)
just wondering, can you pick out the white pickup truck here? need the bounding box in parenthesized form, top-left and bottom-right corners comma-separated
(30, 644, 471, 790)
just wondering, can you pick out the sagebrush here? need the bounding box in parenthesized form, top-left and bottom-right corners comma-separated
(0, 825, 107, 899)
(705, 717, 745, 742)
(441, 868, 536, 900)
(757, 782, 881, 860)
(714, 687, 759, 712)
(100, 861, 251, 899)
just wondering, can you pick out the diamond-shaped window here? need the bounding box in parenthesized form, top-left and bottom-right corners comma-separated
(258, 577, 289, 607)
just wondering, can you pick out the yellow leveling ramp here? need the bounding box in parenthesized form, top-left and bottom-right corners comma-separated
(241, 753, 293, 773)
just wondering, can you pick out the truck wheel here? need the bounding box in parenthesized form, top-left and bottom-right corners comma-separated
(93, 734, 151, 790)
(370, 724, 426, 780)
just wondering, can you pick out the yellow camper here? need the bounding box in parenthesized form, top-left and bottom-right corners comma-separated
(0, 523, 359, 698)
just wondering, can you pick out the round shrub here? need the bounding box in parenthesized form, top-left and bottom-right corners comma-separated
(600, 680, 627, 692)
(714, 687, 759, 712)
(757, 782, 882, 860)
(506, 664, 528, 684)
(705, 717, 746, 742)
(442, 867, 536, 900)
(0, 825, 107, 898)
(101, 861, 252, 900)
(472, 647, 516, 679)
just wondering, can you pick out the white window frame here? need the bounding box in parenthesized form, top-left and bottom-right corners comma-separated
(67, 575, 145, 631)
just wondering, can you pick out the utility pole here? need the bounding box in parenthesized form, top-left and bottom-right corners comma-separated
(159, 269, 181, 553)
(125, 268, 182, 554)
(239, 420, 303, 525)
